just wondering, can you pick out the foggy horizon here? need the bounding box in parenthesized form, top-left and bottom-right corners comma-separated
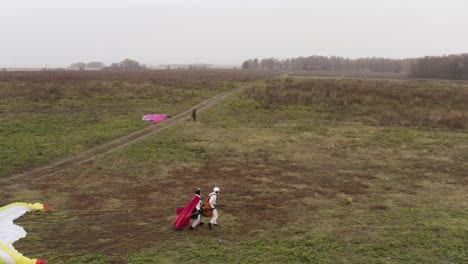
(1, 0, 467, 68)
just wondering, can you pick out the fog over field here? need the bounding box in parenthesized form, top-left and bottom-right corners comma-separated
(1, 0, 467, 67)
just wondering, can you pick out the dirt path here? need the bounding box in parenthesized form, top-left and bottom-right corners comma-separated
(1, 87, 242, 190)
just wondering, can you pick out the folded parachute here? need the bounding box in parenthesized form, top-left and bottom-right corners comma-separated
(0, 202, 51, 264)
(173, 195, 200, 229)
(142, 114, 171, 124)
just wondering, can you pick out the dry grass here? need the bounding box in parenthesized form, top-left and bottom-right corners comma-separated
(245, 78, 468, 128)
(0, 69, 276, 82)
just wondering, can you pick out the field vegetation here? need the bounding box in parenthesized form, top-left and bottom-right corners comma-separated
(1, 73, 467, 263)
(246, 78, 468, 128)
(0, 70, 272, 177)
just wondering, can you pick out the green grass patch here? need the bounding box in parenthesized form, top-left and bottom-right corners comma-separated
(0, 75, 247, 176)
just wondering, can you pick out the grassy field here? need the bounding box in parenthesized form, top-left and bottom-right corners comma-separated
(0, 70, 270, 177)
(2, 73, 467, 263)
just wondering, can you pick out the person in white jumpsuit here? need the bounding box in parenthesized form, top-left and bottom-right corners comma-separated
(208, 187, 220, 229)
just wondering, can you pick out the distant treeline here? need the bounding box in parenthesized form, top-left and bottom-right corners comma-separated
(409, 54, 468, 80)
(242, 54, 468, 80)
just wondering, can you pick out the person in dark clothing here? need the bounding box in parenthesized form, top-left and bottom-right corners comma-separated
(189, 188, 203, 230)
(191, 108, 197, 121)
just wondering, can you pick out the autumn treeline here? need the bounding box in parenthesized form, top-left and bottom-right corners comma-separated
(241, 54, 468, 80)
(409, 54, 468, 79)
(242, 56, 410, 73)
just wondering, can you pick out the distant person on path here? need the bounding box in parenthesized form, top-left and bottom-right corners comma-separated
(207, 187, 220, 229)
(191, 108, 197, 121)
(173, 188, 202, 230)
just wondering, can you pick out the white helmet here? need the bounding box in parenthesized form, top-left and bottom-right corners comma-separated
(213, 187, 220, 193)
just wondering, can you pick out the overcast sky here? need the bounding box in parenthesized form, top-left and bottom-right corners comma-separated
(1, 0, 467, 67)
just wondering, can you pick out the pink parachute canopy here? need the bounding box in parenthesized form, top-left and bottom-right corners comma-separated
(142, 114, 171, 124)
